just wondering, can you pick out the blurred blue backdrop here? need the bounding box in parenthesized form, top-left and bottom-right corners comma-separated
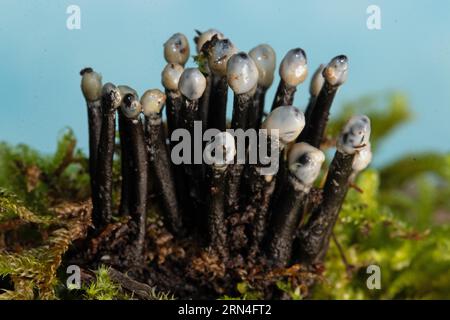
(0, 0, 449, 165)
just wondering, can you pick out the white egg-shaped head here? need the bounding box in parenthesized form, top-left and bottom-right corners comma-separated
(81, 68, 102, 102)
(310, 64, 325, 97)
(249, 44, 276, 88)
(101, 83, 122, 109)
(204, 132, 236, 169)
(323, 55, 348, 87)
(207, 37, 238, 76)
(279, 48, 308, 87)
(161, 63, 184, 91)
(195, 28, 224, 53)
(337, 115, 371, 154)
(163, 33, 190, 65)
(178, 68, 207, 100)
(352, 143, 372, 172)
(121, 93, 142, 119)
(288, 142, 325, 188)
(141, 89, 166, 116)
(261, 106, 305, 145)
(227, 52, 259, 95)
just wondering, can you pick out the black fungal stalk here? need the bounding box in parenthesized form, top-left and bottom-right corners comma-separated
(299, 55, 348, 148)
(248, 44, 276, 129)
(95, 83, 121, 229)
(205, 36, 237, 131)
(80, 67, 103, 221)
(178, 68, 207, 218)
(142, 89, 184, 236)
(226, 52, 259, 213)
(266, 143, 324, 267)
(120, 92, 148, 263)
(204, 132, 236, 259)
(162, 63, 184, 145)
(297, 115, 371, 265)
(271, 48, 308, 111)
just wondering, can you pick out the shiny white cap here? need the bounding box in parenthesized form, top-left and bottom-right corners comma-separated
(161, 63, 184, 91)
(178, 68, 207, 100)
(323, 55, 348, 87)
(207, 38, 238, 76)
(261, 106, 305, 145)
(288, 142, 325, 187)
(279, 48, 308, 87)
(249, 44, 276, 88)
(141, 89, 166, 116)
(337, 115, 371, 154)
(163, 33, 190, 65)
(81, 68, 102, 102)
(196, 28, 224, 53)
(352, 143, 372, 172)
(204, 132, 236, 169)
(227, 52, 259, 95)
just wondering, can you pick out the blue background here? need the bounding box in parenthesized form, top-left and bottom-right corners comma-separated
(1, 0, 449, 165)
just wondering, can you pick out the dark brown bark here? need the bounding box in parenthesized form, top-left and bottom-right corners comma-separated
(207, 75, 228, 131)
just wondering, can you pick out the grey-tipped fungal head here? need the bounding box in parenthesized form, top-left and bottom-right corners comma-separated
(141, 89, 166, 116)
(204, 132, 236, 169)
(261, 106, 305, 146)
(207, 38, 238, 76)
(101, 83, 122, 109)
(163, 33, 190, 65)
(288, 142, 325, 188)
(120, 91, 142, 119)
(279, 48, 308, 87)
(178, 68, 207, 100)
(352, 142, 372, 172)
(310, 64, 325, 97)
(195, 28, 224, 53)
(161, 63, 184, 92)
(323, 55, 348, 87)
(249, 44, 276, 88)
(226, 52, 259, 95)
(337, 115, 371, 154)
(81, 68, 102, 102)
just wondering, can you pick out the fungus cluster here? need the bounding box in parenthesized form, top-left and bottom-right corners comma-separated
(79, 29, 372, 298)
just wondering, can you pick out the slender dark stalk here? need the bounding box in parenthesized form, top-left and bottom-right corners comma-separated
(118, 110, 133, 216)
(207, 75, 228, 131)
(249, 44, 276, 129)
(302, 64, 325, 127)
(199, 72, 212, 130)
(120, 93, 148, 263)
(142, 89, 184, 236)
(162, 63, 184, 143)
(205, 36, 237, 131)
(299, 55, 348, 148)
(204, 132, 235, 259)
(80, 68, 103, 221)
(178, 68, 207, 223)
(271, 48, 308, 111)
(266, 143, 324, 267)
(95, 83, 121, 229)
(297, 115, 371, 265)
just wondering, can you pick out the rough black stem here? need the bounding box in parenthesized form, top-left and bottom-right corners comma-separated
(207, 75, 228, 131)
(271, 80, 296, 111)
(206, 166, 229, 260)
(298, 81, 337, 148)
(165, 90, 183, 149)
(125, 116, 148, 264)
(249, 85, 267, 130)
(95, 93, 117, 229)
(296, 150, 354, 265)
(118, 110, 133, 216)
(267, 174, 307, 267)
(145, 114, 184, 236)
